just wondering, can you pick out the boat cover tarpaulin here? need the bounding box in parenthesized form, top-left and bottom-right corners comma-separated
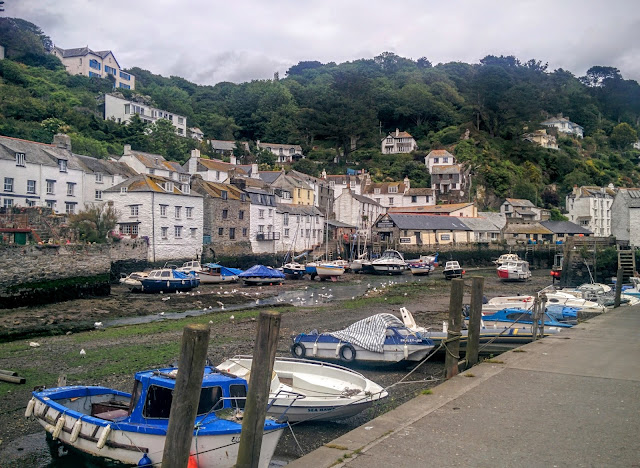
(173, 271, 194, 279)
(238, 264, 285, 279)
(329, 313, 404, 353)
(204, 264, 243, 276)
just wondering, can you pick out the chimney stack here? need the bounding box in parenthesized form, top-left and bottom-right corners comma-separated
(230, 155, 237, 165)
(53, 134, 72, 152)
(395, 128, 399, 137)
(187, 149, 200, 174)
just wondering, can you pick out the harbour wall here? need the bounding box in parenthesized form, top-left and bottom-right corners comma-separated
(0, 239, 148, 308)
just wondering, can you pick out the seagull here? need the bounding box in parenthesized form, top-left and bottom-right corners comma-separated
(209, 320, 214, 324)
(29, 342, 40, 348)
(352, 296, 355, 300)
(94, 322, 103, 329)
(159, 312, 165, 316)
(256, 299, 260, 304)
(217, 301, 224, 307)
(229, 315, 235, 321)
(162, 296, 170, 301)
(80, 349, 86, 358)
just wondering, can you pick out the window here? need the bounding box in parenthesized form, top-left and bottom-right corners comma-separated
(89, 59, 101, 70)
(67, 182, 75, 196)
(95, 173, 103, 183)
(388, 186, 398, 193)
(433, 157, 439, 163)
(46, 200, 55, 209)
(411, 195, 417, 203)
(164, 182, 173, 192)
(178, 117, 184, 124)
(95, 190, 102, 200)
(259, 209, 265, 219)
(221, 190, 227, 200)
(175, 206, 182, 218)
(283, 213, 289, 226)
(26, 199, 36, 207)
(119, 83, 131, 89)
(284, 228, 290, 237)
(130, 205, 139, 216)
(241, 194, 247, 202)
(161, 227, 168, 238)
(119, 224, 139, 235)
(160, 205, 167, 217)
(375, 198, 381, 204)
(329, 181, 335, 187)
(3, 198, 13, 209)
(242, 228, 248, 237)
(191, 228, 197, 238)
(229, 228, 236, 239)
(219, 209, 228, 220)
(15, 152, 25, 166)
(443, 157, 449, 163)
(65, 202, 76, 214)
(388, 197, 394, 205)
(119, 71, 131, 80)
(105, 65, 116, 75)
(218, 228, 224, 236)
(89, 71, 101, 78)
(175, 226, 182, 238)
(27, 180, 36, 194)
(374, 188, 381, 195)
(268, 209, 273, 217)
(186, 207, 193, 219)
(296, 214, 300, 224)
(258, 225, 264, 233)
(4, 178, 14, 192)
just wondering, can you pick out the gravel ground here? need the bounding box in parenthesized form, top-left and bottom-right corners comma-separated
(0, 269, 554, 466)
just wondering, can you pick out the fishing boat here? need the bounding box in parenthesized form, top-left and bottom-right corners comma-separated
(493, 253, 520, 266)
(26, 367, 286, 467)
(305, 262, 345, 280)
(406, 253, 438, 276)
(398, 308, 563, 355)
(238, 265, 285, 285)
(291, 313, 435, 364)
(442, 261, 464, 280)
(119, 272, 148, 291)
(139, 268, 199, 293)
(197, 263, 241, 284)
(371, 250, 408, 275)
(497, 260, 531, 281)
(283, 262, 307, 279)
(217, 356, 388, 422)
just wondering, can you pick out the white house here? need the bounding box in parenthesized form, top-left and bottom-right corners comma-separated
(52, 46, 135, 90)
(334, 189, 384, 238)
(611, 189, 640, 247)
(0, 133, 131, 215)
(185, 149, 257, 183)
(256, 140, 304, 164)
(566, 185, 615, 237)
(363, 177, 436, 210)
(275, 204, 325, 253)
(119, 146, 191, 191)
(104, 94, 188, 136)
(381, 129, 418, 154)
(103, 174, 203, 261)
(541, 114, 584, 138)
(424, 149, 456, 174)
(322, 172, 370, 200)
(245, 187, 278, 254)
(289, 170, 334, 215)
(522, 129, 559, 150)
(189, 127, 204, 141)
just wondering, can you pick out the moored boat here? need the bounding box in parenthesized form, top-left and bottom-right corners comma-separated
(217, 356, 388, 422)
(27, 367, 285, 467)
(291, 313, 435, 364)
(497, 260, 531, 281)
(305, 262, 345, 280)
(119, 271, 148, 291)
(140, 268, 199, 293)
(371, 250, 407, 275)
(475, 307, 574, 329)
(493, 253, 520, 266)
(283, 262, 306, 279)
(197, 263, 241, 284)
(238, 265, 285, 285)
(407, 253, 438, 276)
(176, 260, 204, 274)
(442, 261, 464, 280)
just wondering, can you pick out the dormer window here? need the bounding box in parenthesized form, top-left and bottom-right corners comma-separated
(164, 182, 174, 192)
(329, 181, 335, 187)
(181, 184, 190, 194)
(120, 187, 128, 193)
(374, 188, 381, 194)
(15, 153, 26, 167)
(169, 171, 174, 179)
(58, 159, 67, 172)
(388, 186, 398, 193)
(221, 190, 228, 200)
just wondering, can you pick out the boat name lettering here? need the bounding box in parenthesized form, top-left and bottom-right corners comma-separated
(307, 407, 335, 412)
(231, 436, 241, 443)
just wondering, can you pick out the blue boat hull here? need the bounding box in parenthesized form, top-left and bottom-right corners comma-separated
(140, 277, 199, 293)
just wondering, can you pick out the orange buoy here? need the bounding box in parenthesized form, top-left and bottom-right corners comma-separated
(187, 455, 198, 468)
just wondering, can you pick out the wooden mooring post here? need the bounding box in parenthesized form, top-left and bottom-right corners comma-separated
(445, 278, 464, 379)
(236, 310, 281, 468)
(614, 268, 623, 308)
(162, 324, 210, 468)
(465, 276, 484, 369)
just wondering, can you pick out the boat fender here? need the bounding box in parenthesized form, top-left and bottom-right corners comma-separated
(25, 398, 35, 418)
(70, 419, 82, 443)
(443, 321, 448, 333)
(339, 344, 356, 363)
(312, 342, 318, 357)
(97, 424, 111, 449)
(52, 416, 65, 440)
(138, 453, 153, 466)
(403, 343, 409, 360)
(335, 342, 341, 358)
(290, 342, 306, 358)
(44, 423, 55, 435)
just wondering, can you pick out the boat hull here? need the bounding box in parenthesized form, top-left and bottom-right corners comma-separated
(140, 278, 199, 293)
(292, 340, 432, 364)
(497, 269, 531, 281)
(242, 277, 284, 285)
(443, 269, 463, 280)
(198, 273, 238, 284)
(371, 264, 406, 275)
(409, 265, 433, 276)
(31, 396, 282, 467)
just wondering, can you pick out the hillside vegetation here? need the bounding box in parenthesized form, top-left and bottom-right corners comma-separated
(1, 18, 640, 208)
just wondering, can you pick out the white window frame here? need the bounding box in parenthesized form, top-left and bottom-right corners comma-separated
(4, 177, 14, 192)
(27, 180, 36, 194)
(15, 152, 26, 167)
(174, 226, 183, 238)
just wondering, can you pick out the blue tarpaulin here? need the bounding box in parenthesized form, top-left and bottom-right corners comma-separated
(239, 265, 285, 279)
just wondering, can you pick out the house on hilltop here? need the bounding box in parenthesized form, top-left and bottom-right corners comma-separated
(522, 129, 559, 150)
(381, 129, 418, 154)
(541, 114, 584, 138)
(256, 141, 304, 164)
(52, 46, 135, 89)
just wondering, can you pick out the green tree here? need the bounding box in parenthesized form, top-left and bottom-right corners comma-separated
(610, 123, 638, 149)
(69, 204, 118, 243)
(549, 208, 568, 221)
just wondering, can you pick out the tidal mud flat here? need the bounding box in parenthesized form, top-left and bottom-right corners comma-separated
(0, 269, 553, 466)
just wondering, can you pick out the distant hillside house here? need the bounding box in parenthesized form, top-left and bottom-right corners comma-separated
(522, 129, 558, 150)
(52, 46, 135, 90)
(189, 127, 204, 141)
(104, 94, 187, 136)
(424, 149, 456, 174)
(207, 140, 250, 157)
(501, 198, 549, 221)
(566, 185, 615, 237)
(256, 140, 304, 164)
(381, 129, 418, 154)
(430, 164, 470, 201)
(541, 114, 584, 138)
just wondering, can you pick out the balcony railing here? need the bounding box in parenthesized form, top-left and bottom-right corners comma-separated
(256, 232, 280, 241)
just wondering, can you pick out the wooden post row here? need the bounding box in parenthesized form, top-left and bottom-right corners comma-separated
(445, 278, 464, 379)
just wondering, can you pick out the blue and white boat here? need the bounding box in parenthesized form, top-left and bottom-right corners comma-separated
(26, 367, 286, 467)
(545, 304, 579, 324)
(238, 265, 285, 285)
(283, 262, 306, 279)
(291, 313, 435, 364)
(140, 268, 199, 293)
(478, 308, 573, 329)
(305, 262, 345, 280)
(196, 263, 241, 284)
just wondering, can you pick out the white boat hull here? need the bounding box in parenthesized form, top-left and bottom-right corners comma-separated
(197, 273, 238, 284)
(371, 263, 406, 274)
(315, 265, 345, 278)
(299, 341, 431, 363)
(32, 398, 281, 467)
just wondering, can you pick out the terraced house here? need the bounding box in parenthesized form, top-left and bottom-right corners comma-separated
(104, 94, 187, 136)
(52, 46, 135, 89)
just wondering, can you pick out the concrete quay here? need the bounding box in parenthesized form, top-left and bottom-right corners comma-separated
(287, 305, 640, 468)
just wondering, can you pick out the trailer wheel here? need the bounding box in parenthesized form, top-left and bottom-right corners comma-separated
(291, 342, 306, 358)
(339, 344, 356, 363)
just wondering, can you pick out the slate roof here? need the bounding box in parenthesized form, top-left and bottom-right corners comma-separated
(127, 151, 188, 174)
(54, 46, 121, 69)
(0, 135, 90, 172)
(502, 222, 552, 235)
(208, 140, 249, 152)
(75, 154, 137, 177)
(384, 130, 413, 139)
(540, 221, 592, 235)
(505, 198, 536, 208)
(105, 174, 200, 196)
(327, 219, 356, 229)
(388, 203, 474, 214)
(258, 171, 283, 185)
(459, 217, 502, 232)
(405, 187, 434, 196)
(257, 142, 303, 152)
(275, 203, 323, 216)
(431, 164, 464, 175)
(616, 188, 640, 208)
(364, 182, 406, 195)
(349, 192, 382, 207)
(567, 185, 616, 199)
(384, 214, 472, 231)
(192, 180, 246, 201)
(479, 211, 507, 229)
(426, 149, 454, 158)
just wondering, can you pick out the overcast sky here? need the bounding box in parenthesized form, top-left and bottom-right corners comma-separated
(7, 0, 640, 86)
